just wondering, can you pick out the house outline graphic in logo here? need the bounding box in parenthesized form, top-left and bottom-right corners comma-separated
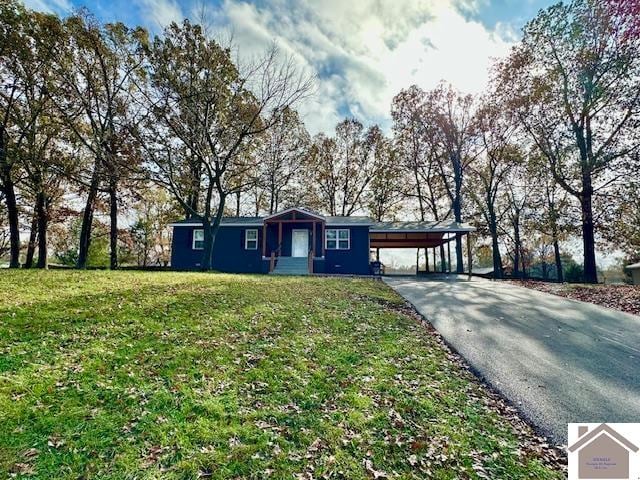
(568, 424, 639, 479)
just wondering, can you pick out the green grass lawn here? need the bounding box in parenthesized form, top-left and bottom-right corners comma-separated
(0, 271, 563, 479)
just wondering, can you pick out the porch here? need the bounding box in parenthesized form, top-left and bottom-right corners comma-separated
(261, 208, 326, 274)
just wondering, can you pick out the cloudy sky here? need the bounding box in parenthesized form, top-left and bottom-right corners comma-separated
(24, 0, 556, 136)
(24, 0, 576, 268)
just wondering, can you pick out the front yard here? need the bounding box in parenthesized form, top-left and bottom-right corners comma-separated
(0, 271, 563, 479)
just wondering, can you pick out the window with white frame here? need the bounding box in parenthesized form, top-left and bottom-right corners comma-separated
(245, 229, 258, 250)
(193, 229, 204, 250)
(325, 229, 350, 250)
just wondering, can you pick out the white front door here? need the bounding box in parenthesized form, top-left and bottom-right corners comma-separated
(291, 229, 309, 257)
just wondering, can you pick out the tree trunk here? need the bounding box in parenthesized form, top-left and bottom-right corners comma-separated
(185, 157, 200, 219)
(488, 210, 502, 280)
(452, 153, 464, 274)
(201, 223, 219, 271)
(186, 195, 198, 219)
(0, 154, 20, 268)
(553, 238, 563, 283)
(35, 191, 48, 269)
(235, 191, 241, 217)
(513, 221, 521, 279)
(109, 178, 118, 270)
(201, 198, 226, 271)
(269, 187, 275, 215)
(453, 197, 463, 273)
(491, 233, 502, 280)
(77, 162, 101, 269)
(24, 211, 38, 269)
(580, 182, 598, 283)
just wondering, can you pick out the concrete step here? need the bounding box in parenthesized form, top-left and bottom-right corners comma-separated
(271, 271, 309, 276)
(271, 256, 309, 275)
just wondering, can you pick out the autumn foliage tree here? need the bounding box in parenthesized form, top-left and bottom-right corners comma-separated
(498, 0, 640, 283)
(305, 119, 380, 217)
(54, 12, 148, 269)
(422, 83, 477, 273)
(468, 98, 520, 279)
(256, 107, 310, 214)
(142, 20, 312, 270)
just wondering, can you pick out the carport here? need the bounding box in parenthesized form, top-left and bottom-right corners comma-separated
(369, 220, 476, 277)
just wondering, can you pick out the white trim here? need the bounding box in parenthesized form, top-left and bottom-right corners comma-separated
(192, 229, 204, 250)
(369, 228, 476, 233)
(325, 223, 374, 227)
(325, 228, 350, 250)
(245, 229, 258, 250)
(291, 229, 309, 257)
(264, 207, 325, 221)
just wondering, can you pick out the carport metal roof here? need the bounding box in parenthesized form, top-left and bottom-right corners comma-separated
(370, 220, 475, 249)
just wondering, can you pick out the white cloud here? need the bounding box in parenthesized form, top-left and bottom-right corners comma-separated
(205, 0, 514, 135)
(133, 0, 184, 29)
(24, 0, 515, 136)
(22, 0, 72, 13)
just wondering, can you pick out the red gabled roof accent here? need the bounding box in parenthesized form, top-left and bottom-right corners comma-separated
(263, 207, 325, 222)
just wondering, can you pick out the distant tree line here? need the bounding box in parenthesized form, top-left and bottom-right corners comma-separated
(1, 0, 638, 282)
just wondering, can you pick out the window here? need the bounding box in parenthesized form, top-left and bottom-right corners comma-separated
(193, 229, 204, 250)
(245, 229, 258, 250)
(325, 229, 350, 250)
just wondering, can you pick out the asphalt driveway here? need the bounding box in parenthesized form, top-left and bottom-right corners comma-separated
(384, 275, 640, 445)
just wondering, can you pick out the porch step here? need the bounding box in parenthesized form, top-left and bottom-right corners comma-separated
(271, 256, 309, 275)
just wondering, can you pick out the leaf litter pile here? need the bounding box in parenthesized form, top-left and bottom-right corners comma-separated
(0, 271, 565, 479)
(512, 280, 640, 316)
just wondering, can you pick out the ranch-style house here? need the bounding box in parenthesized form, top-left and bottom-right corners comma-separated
(170, 207, 475, 275)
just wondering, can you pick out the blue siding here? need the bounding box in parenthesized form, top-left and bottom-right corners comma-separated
(171, 223, 372, 275)
(323, 225, 371, 275)
(171, 225, 267, 273)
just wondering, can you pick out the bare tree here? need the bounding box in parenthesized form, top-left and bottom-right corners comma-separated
(142, 21, 312, 270)
(256, 107, 310, 214)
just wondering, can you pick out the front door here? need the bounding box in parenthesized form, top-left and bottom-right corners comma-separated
(291, 229, 309, 257)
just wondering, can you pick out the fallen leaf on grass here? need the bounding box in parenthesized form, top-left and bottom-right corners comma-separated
(364, 459, 388, 479)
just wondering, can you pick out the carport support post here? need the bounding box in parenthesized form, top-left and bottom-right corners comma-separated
(415, 249, 419, 275)
(467, 233, 472, 280)
(433, 248, 437, 272)
(447, 237, 451, 273)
